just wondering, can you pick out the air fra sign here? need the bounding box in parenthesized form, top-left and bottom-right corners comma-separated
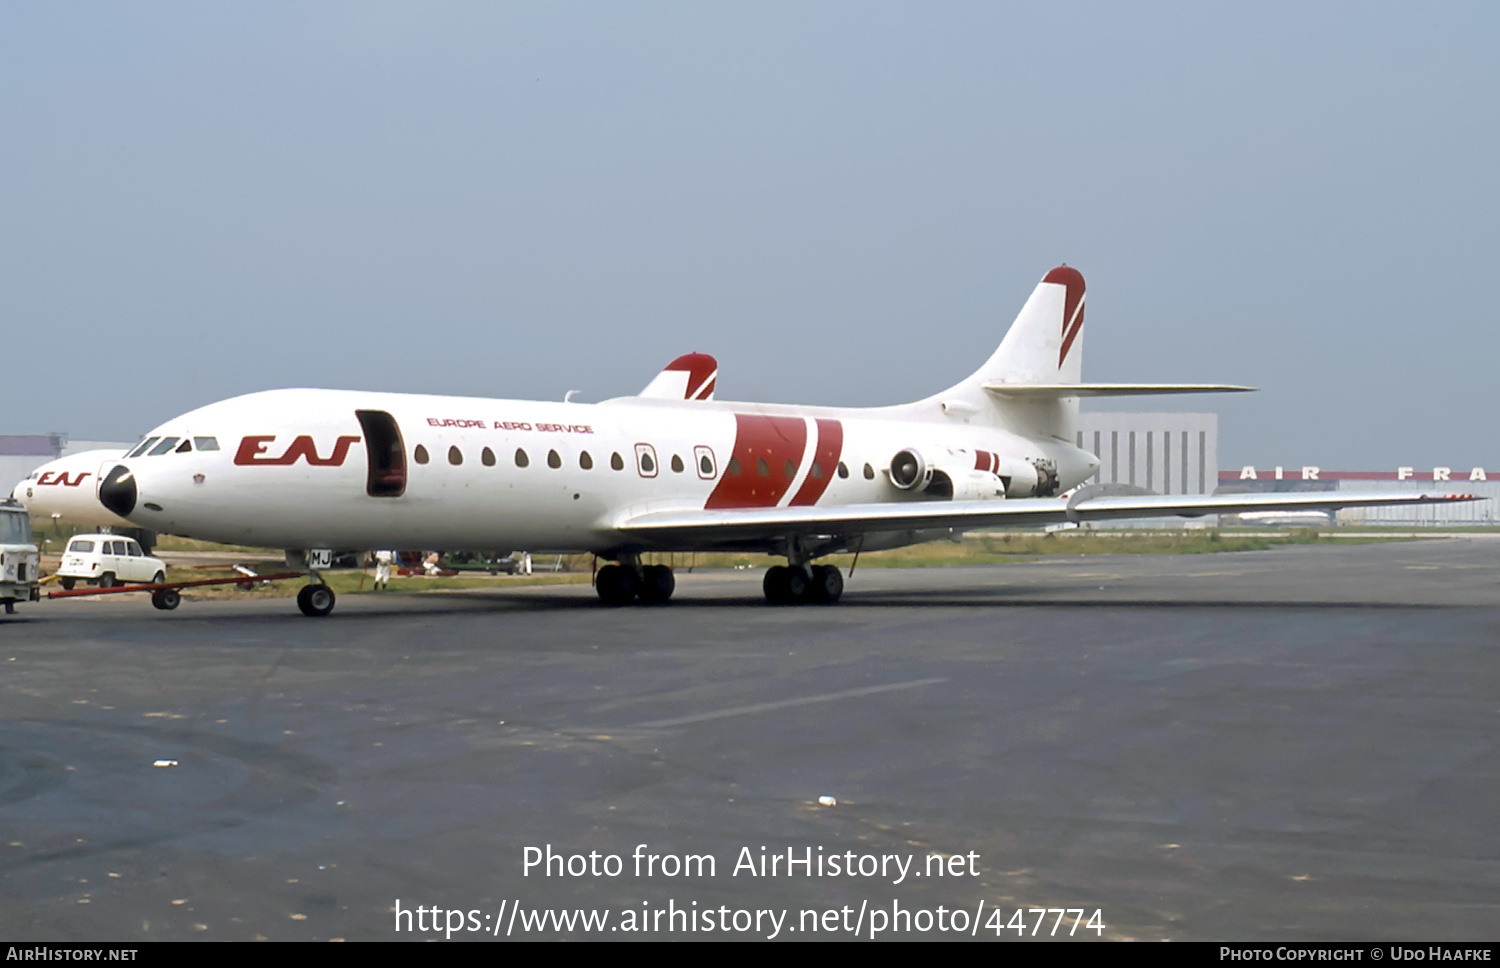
(1237, 466, 1488, 482)
(234, 435, 362, 467)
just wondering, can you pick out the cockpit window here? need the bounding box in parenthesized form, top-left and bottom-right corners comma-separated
(128, 437, 161, 458)
(193, 437, 219, 451)
(175, 439, 192, 453)
(147, 437, 180, 456)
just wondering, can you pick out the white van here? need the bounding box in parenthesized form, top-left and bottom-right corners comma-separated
(56, 534, 167, 589)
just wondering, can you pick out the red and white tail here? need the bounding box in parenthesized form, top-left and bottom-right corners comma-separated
(924, 265, 1249, 435)
(975, 264, 1086, 388)
(638, 353, 718, 401)
(923, 266, 1086, 436)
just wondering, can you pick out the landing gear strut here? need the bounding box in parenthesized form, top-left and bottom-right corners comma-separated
(596, 557, 675, 606)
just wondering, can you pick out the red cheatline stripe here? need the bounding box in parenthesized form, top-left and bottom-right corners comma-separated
(705, 414, 807, 509)
(790, 419, 844, 506)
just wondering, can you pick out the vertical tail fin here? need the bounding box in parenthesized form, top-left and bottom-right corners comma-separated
(978, 265, 1086, 387)
(638, 353, 718, 401)
(932, 265, 1086, 438)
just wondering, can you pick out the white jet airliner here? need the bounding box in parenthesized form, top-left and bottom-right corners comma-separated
(90, 266, 1476, 615)
(12, 450, 134, 531)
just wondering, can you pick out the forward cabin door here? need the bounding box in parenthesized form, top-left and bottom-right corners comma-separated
(356, 410, 406, 497)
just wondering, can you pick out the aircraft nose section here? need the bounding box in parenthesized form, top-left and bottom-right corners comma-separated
(99, 464, 137, 518)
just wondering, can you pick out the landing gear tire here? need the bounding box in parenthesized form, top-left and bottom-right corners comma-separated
(151, 588, 181, 611)
(638, 564, 675, 604)
(297, 583, 336, 617)
(3, 601, 13, 615)
(98, 573, 116, 589)
(763, 566, 785, 603)
(596, 564, 639, 605)
(59, 578, 75, 591)
(764, 565, 810, 605)
(808, 564, 844, 604)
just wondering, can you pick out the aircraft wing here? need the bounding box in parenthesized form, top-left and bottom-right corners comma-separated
(615, 490, 1483, 545)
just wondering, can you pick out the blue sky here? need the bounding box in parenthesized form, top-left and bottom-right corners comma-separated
(5, 2, 1496, 467)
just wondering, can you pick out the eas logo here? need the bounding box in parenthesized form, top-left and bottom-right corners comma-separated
(234, 435, 362, 467)
(37, 471, 91, 487)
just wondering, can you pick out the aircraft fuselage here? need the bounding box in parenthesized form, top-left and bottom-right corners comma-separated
(108, 387, 1099, 556)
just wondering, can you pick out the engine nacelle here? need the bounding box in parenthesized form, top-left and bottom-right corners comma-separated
(949, 470, 1007, 501)
(993, 457, 1059, 498)
(890, 448, 1060, 499)
(890, 448, 1007, 500)
(888, 449, 933, 491)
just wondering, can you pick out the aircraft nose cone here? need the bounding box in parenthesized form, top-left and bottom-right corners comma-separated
(99, 464, 137, 518)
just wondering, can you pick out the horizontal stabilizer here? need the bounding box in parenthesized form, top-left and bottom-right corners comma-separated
(983, 383, 1255, 398)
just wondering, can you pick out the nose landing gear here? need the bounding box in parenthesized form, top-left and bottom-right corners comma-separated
(289, 549, 337, 617)
(297, 582, 336, 617)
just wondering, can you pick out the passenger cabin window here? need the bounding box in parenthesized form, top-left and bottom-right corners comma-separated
(784, 459, 795, 479)
(448, 446, 463, 466)
(694, 446, 716, 480)
(515, 449, 529, 468)
(727, 457, 741, 476)
(610, 452, 624, 471)
(635, 444, 657, 478)
(837, 462, 849, 479)
(357, 410, 407, 497)
(482, 447, 495, 466)
(863, 463, 875, 480)
(414, 445, 430, 465)
(756, 458, 769, 477)
(547, 449, 561, 469)
(580, 451, 593, 470)
(671, 454, 684, 473)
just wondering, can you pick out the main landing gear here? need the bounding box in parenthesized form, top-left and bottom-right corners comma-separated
(596, 556, 675, 605)
(763, 564, 843, 605)
(594, 545, 845, 606)
(761, 535, 844, 605)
